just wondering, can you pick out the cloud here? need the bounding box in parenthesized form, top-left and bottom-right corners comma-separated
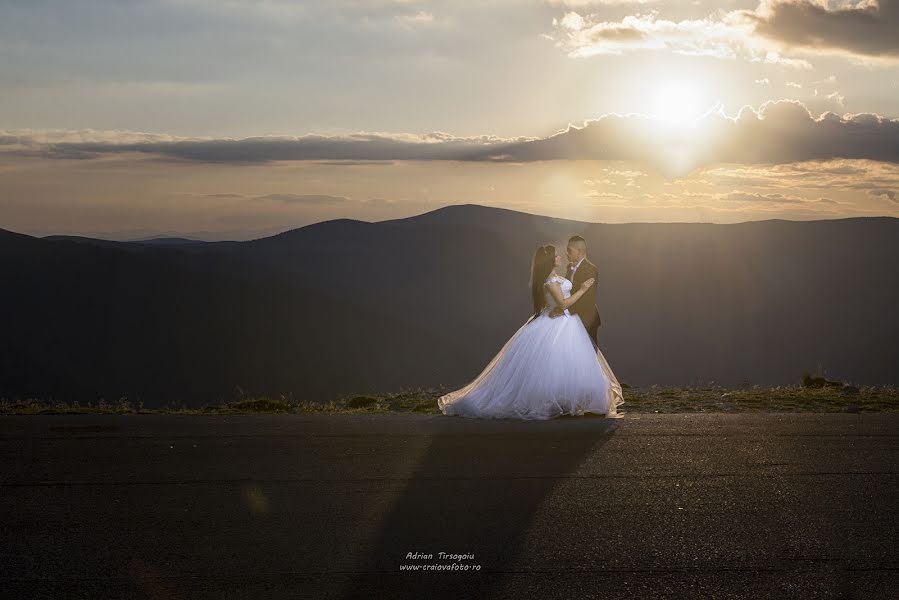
(161, 0, 309, 21)
(544, 7, 813, 67)
(742, 0, 899, 60)
(867, 188, 897, 202)
(461, 100, 899, 175)
(312, 160, 398, 166)
(395, 10, 435, 28)
(546, 1, 899, 65)
(253, 193, 349, 204)
(2, 101, 897, 176)
(0, 129, 523, 164)
(170, 191, 385, 205)
(548, 11, 751, 59)
(544, 0, 660, 6)
(811, 74, 838, 85)
(584, 187, 848, 214)
(161, 0, 436, 24)
(825, 90, 846, 107)
(711, 161, 896, 203)
(717, 191, 807, 204)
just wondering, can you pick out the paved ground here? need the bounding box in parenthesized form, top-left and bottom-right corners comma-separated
(1, 413, 897, 599)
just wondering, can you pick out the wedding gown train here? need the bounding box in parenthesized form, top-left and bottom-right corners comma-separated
(438, 274, 625, 420)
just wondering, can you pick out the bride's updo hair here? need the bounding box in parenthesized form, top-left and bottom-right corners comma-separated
(530, 244, 556, 317)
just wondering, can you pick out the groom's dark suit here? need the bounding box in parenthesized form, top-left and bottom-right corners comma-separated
(566, 257, 601, 349)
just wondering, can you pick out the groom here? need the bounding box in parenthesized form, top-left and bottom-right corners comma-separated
(549, 235, 601, 349)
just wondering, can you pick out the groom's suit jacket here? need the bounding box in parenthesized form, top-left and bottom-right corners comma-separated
(566, 258, 601, 335)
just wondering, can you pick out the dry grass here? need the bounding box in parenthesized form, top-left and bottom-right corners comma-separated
(616, 384, 898, 414)
(2, 383, 897, 415)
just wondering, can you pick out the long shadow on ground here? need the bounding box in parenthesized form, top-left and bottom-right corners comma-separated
(333, 414, 621, 598)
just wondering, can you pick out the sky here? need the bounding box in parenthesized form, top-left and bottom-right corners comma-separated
(2, 0, 898, 240)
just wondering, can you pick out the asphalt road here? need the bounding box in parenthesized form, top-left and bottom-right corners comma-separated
(1, 413, 897, 599)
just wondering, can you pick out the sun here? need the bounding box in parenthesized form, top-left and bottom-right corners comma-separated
(652, 83, 703, 124)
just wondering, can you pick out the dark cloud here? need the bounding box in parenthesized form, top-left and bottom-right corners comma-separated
(866, 188, 898, 202)
(0, 130, 532, 164)
(471, 100, 899, 175)
(0, 133, 510, 164)
(697, 101, 899, 166)
(1, 100, 897, 176)
(744, 0, 899, 58)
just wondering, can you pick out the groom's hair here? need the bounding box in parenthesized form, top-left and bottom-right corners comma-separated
(568, 235, 586, 251)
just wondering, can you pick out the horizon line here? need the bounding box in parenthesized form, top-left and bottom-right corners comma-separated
(3, 203, 898, 244)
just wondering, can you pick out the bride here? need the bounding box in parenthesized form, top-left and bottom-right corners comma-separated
(438, 244, 625, 419)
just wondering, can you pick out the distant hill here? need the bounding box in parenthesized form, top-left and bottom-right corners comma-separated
(2, 204, 898, 407)
(40, 235, 133, 249)
(128, 236, 206, 245)
(42, 235, 206, 246)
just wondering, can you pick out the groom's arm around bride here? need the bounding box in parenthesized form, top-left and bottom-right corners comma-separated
(550, 259, 601, 345)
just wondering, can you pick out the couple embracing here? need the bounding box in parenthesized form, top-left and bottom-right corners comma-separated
(438, 236, 625, 420)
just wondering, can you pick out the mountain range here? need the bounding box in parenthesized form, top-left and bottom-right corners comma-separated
(2, 204, 897, 407)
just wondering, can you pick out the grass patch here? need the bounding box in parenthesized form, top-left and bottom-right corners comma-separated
(2, 384, 898, 415)
(621, 384, 899, 414)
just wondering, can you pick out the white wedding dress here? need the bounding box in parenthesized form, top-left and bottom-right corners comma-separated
(438, 274, 625, 419)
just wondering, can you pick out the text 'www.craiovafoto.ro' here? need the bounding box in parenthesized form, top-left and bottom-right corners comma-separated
(399, 551, 482, 571)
